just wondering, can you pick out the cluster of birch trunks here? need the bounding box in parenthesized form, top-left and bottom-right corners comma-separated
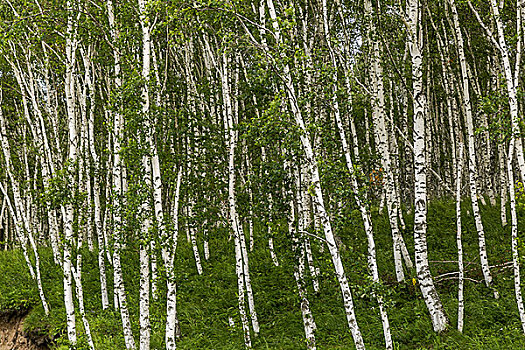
(1, 0, 525, 349)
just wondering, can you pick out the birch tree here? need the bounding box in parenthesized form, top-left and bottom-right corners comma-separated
(263, 0, 366, 347)
(448, 0, 498, 298)
(405, 0, 449, 332)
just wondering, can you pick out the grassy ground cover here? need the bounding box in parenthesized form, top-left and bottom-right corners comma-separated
(1, 199, 524, 349)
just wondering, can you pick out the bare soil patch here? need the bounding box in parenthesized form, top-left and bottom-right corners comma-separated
(0, 310, 49, 350)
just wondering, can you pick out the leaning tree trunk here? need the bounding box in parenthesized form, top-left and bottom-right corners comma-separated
(265, 0, 365, 347)
(365, 0, 412, 283)
(321, 0, 392, 347)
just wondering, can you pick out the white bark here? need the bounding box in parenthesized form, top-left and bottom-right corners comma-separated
(456, 145, 465, 332)
(261, 148, 279, 267)
(290, 163, 317, 350)
(0, 60, 51, 318)
(300, 165, 319, 292)
(222, 51, 258, 346)
(406, 0, 449, 332)
(449, 0, 497, 298)
(11, 48, 62, 266)
(499, 142, 508, 226)
(507, 138, 525, 333)
(268, 236, 279, 266)
(265, 0, 365, 347)
(321, 0, 393, 346)
(0, 178, 49, 316)
(139, 244, 151, 350)
(489, 0, 525, 333)
(82, 48, 109, 310)
(0, 184, 33, 276)
(107, 0, 135, 347)
(138, 0, 153, 347)
(165, 169, 183, 349)
(71, 264, 95, 350)
(366, 0, 408, 282)
(247, 153, 255, 253)
(64, 2, 79, 342)
(481, 0, 525, 182)
(187, 204, 203, 275)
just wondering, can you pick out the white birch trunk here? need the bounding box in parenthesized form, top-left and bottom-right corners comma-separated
(82, 50, 109, 310)
(499, 142, 508, 226)
(406, 0, 449, 332)
(187, 204, 203, 275)
(64, 2, 78, 342)
(107, 0, 135, 347)
(507, 138, 525, 333)
(267, 194, 279, 267)
(0, 184, 33, 278)
(165, 169, 183, 349)
(366, 0, 408, 282)
(290, 163, 317, 350)
(449, 0, 497, 298)
(14, 50, 62, 265)
(229, 57, 259, 336)
(138, 0, 153, 347)
(300, 165, 319, 292)
(139, 244, 150, 350)
(322, 0, 392, 346)
(247, 155, 255, 252)
(486, 0, 525, 182)
(71, 264, 95, 350)
(1, 59, 52, 317)
(266, 0, 365, 347)
(0, 109, 49, 316)
(222, 51, 256, 346)
(456, 145, 465, 332)
(261, 148, 279, 266)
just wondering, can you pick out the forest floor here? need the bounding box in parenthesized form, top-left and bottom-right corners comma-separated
(1, 199, 525, 349)
(0, 309, 49, 350)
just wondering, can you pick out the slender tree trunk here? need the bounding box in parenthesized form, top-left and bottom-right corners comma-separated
(449, 0, 497, 298)
(71, 264, 95, 350)
(289, 162, 317, 350)
(63, 2, 79, 342)
(261, 148, 279, 267)
(456, 145, 465, 332)
(482, 0, 525, 182)
(138, 0, 153, 347)
(0, 98, 49, 317)
(165, 169, 183, 349)
(222, 51, 257, 347)
(265, 1, 365, 347)
(366, 0, 410, 282)
(507, 138, 525, 333)
(107, 0, 135, 347)
(406, 0, 449, 332)
(499, 142, 508, 226)
(82, 50, 109, 310)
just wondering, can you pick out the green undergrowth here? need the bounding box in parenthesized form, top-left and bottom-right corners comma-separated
(2, 199, 525, 349)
